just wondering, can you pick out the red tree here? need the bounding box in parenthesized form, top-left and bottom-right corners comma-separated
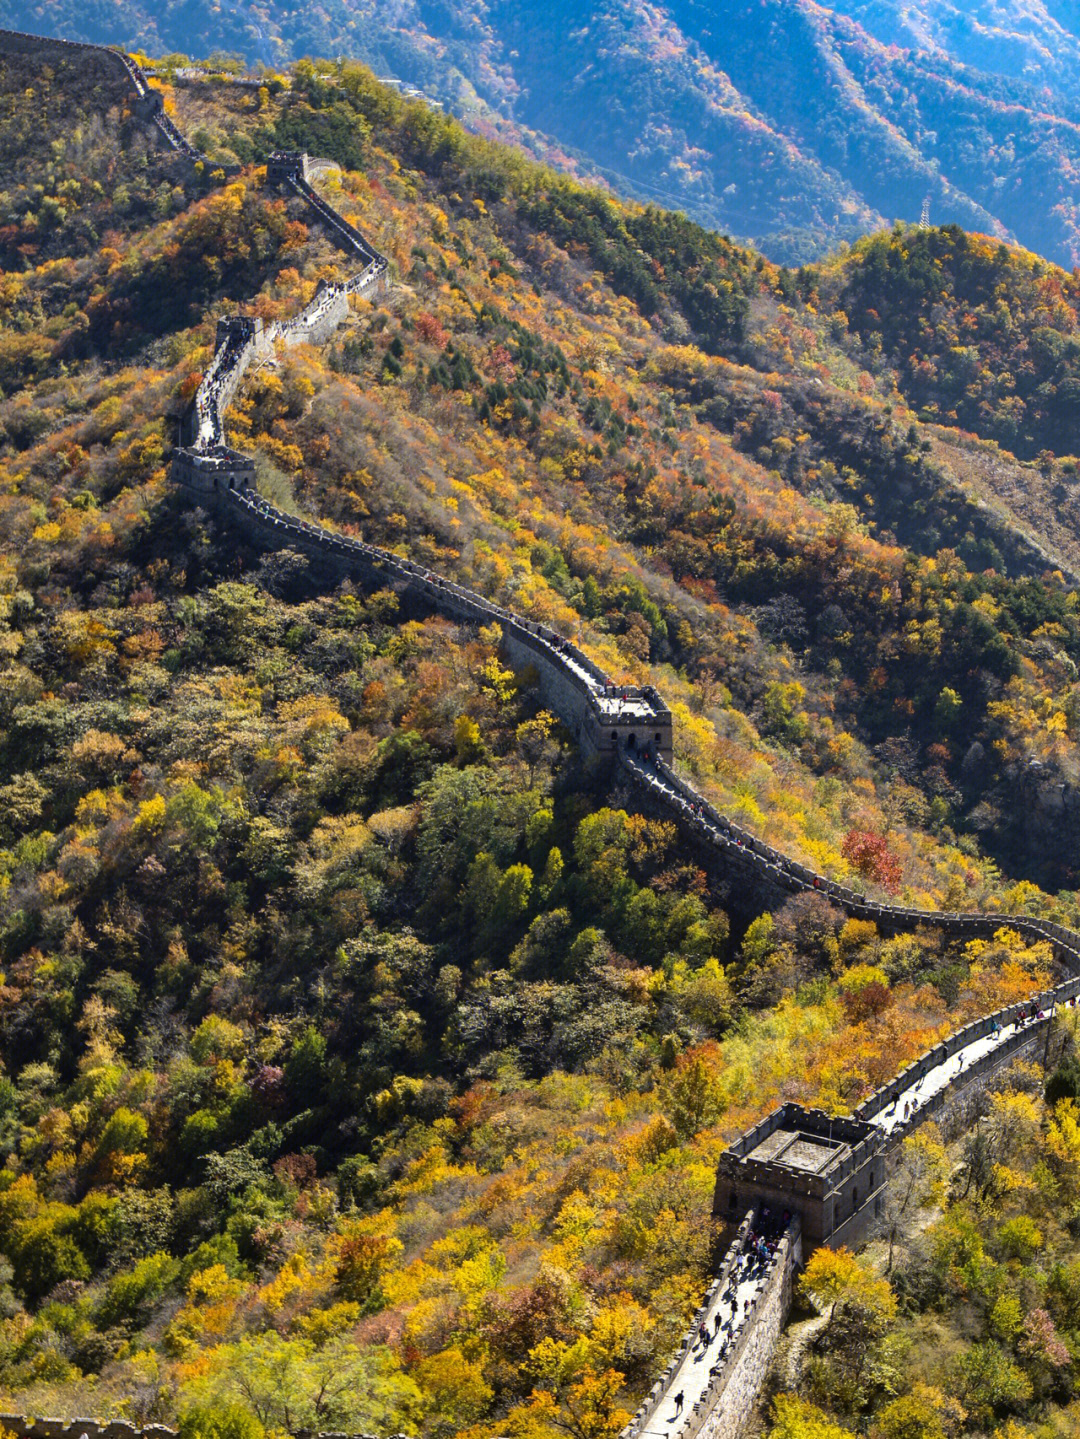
(842, 829, 902, 893)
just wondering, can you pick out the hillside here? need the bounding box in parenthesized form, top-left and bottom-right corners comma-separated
(7, 1, 1080, 267)
(815, 226, 1080, 461)
(4, 37, 1080, 1439)
(829, 0, 1080, 98)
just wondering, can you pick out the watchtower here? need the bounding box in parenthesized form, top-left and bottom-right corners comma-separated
(587, 685, 674, 761)
(266, 150, 309, 185)
(171, 446, 256, 499)
(715, 1103, 886, 1251)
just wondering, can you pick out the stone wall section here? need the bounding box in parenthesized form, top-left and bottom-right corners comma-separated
(0, 27, 212, 162)
(930, 1028, 1048, 1136)
(0, 1420, 409, 1439)
(624, 1211, 758, 1439)
(0, 1421, 174, 1439)
(853, 980, 1078, 1133)
(621, 754, 1080, 971)
(692, 1225, 802, 1439)
(210, 490, 631, 758)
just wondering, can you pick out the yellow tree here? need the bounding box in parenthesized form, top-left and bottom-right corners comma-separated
(768, 1394, 852, 1439)
(799, 1247, 896, 1335)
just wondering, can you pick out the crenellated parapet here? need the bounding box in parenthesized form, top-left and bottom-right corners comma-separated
(715, 1105, 886, 1250)
(0, 1418, 413, 1439)
(620, 751, 1080, 970)
(0, 1418, 176, 1439)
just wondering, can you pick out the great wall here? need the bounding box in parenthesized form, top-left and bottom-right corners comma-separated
(4, 26, 1080, 1439)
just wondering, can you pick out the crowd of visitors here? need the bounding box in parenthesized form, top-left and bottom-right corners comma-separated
(667, 1209, 790, 1424)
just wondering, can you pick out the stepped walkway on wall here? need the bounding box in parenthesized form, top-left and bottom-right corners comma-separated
(6, 27, 1080, 1439)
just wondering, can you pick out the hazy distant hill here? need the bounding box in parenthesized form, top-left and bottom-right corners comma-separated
(829, 0, 1080, 99)
(5, 0, 1080, 263)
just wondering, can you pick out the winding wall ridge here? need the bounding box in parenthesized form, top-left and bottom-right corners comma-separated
(163, 132, 1080, 1439)
(621, 751, 1080, 971)
(6, 30, 1080, 1438)
(0, 27, 215, 163)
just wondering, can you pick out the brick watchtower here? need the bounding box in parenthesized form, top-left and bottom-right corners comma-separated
(266, 150, 309, 184)
(714, 1103, 886, 1251)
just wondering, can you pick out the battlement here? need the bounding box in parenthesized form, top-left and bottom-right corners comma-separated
(172, 445, 256, 496)
(588, 685, 673, 760)
(716, 1104, 885, 1248)
(0, 1418, 410, 1439)
(0, 28, 127, 68)
(0, 1419, 175, 1439)
(267, 150, 310, 184)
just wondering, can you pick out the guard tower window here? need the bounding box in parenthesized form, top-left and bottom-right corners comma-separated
(655, 733, 661, 743)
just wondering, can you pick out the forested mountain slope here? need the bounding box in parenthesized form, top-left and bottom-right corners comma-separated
(829, 0, 1080, 98)
(3, 40, 1080, 1439)
(6, 0, 1080, 266)
(815, 225, 1080, 462)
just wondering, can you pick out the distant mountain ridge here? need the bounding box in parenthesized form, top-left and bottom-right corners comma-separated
(828, 0, 1080, 99)
(3, 0, 1080, 265)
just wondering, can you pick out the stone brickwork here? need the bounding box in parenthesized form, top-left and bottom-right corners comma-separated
(930, 1028, 1048, 1136)
(0, 1419, 175, 1439)
(695, 1229, 801, 1439)
(853, 982, 1076, 1130)
(0, 1419, 411, 1439)
(687, 1223, 802, 1439)
(715, 1107, 886, 1250)
(207, 490, 671, 762)
(621, 754, 1080, 971)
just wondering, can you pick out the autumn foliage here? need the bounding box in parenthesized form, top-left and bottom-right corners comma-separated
(1, 42, 1080, 1439)
(840, 830, 902, 894)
